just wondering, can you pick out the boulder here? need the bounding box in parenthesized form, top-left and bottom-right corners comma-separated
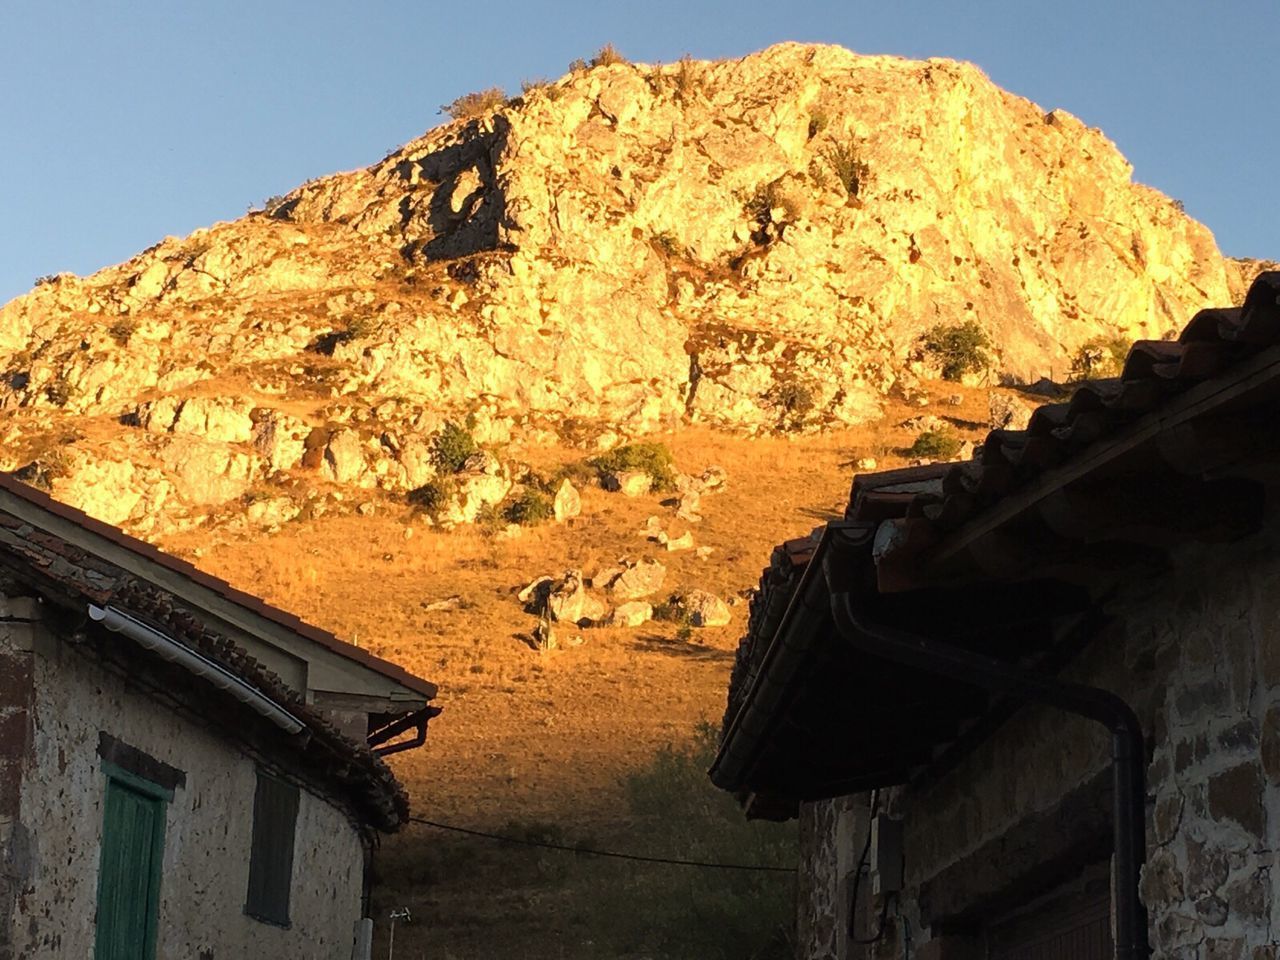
(675, 493, 702, 522)
(587, 565, 624, 589)
(553, 479, 581, 521)
(609, 559, 667, 600)
(899, 414, 948, 432)
(677, 467, 727, 497)
(252, 412, 309, 473)
(518, 575, 554, 604)
(603, 470, 651, 496)
(664, 531, 695, 552)
(988, 392, 1036, 431)
(437, 460, 513, 525)
(172, 396, 255, 444)
(681, 589, 732, 627)
(547, 570, 608, 625)
(245, 496, 300, 527)
(323, 429, 365, 484)
(609, 601, 653, 628)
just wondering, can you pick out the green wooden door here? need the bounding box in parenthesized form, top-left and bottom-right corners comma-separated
(95, 768, 168, 960)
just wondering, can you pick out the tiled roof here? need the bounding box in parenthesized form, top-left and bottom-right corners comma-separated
(846, 273, 1280, 585)
(714, 271, 1280, 811)
(0, 474, 435, 698)
(0, 487, 420, 832)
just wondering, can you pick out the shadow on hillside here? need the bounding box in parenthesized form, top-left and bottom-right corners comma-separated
(796, 505, 844, 523)
(396, 116, 512, 263)
(942, 415, 988, 431)
(630, 635, 734, 662)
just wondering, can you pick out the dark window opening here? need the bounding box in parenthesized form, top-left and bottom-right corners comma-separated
(986, 863, 1113, 960)
(245, 769, 299, 927)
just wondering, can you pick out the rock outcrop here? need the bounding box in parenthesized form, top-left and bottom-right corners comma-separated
(0, 43, 1254, 534)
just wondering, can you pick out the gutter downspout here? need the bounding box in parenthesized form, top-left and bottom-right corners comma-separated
(368, 705, 442, 757)
(89, 604, 307, 735)
(827, 588, 1149, 960)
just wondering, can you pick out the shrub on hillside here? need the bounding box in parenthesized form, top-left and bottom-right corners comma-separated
(590, 441, 678, 492)
(820, 140, 870, 199)
(673, 54, 699, 102)
(651, 231, 682, 257)
(1069, 335, 1131, 381)
(807, 107, 830, 140)
(591, 43, 627, 67)
(519, 77, 561, 101)
(108, 319, 136, 346)
(921, 320, 991, 381)
(909, 428, 963, 461)
(430, 422, 478, 474)
(744, 181, 798, 226)
(13, 448, 72, 491)
(504, 488, 554, 526)
(441, 87, 507, 120)
(45, 378, 71, 407)
(407, 478, 455, 516)
(769, 378, 817, 428)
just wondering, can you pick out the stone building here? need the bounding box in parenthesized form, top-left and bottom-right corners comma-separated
(0, 474, 440, 959)
(713, 274, 1280, 959)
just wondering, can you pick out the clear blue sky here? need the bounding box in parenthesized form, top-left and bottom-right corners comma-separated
(2, 1, 1275, 306)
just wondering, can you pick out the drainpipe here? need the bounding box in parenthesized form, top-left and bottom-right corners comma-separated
(827, 588, 1149, 960)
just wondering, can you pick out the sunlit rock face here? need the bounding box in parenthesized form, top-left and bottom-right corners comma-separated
(0, 43, 1246, 534)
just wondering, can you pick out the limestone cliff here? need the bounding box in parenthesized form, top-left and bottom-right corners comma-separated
(0, 43, 1246, 533)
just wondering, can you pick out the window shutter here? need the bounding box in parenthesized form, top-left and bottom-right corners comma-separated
(245, 770, 299, 927)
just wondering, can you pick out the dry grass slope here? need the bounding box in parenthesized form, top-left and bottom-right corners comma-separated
(161, 385, 995, 958)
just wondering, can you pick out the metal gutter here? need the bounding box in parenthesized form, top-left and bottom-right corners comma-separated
(826, 579, 1149, 960)
(89, 604, 307, 735)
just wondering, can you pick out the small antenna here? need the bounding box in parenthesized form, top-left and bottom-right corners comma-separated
(387, 907, 412, 959)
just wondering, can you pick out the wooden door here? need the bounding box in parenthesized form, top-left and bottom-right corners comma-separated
(95, 773, 167, 960)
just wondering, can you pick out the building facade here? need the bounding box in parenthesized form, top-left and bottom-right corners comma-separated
(0, 477, 439, 959)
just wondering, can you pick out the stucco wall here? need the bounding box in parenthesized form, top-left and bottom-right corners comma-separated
(4, 605, 367, 960)
(797, 530, 1280, 959)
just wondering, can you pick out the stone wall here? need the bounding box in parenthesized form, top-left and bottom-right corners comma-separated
(0, 589, 37, 960)
(798, 795, 864, 960)
(1, 588, 368, 959)
(796, 528, 1280, 959)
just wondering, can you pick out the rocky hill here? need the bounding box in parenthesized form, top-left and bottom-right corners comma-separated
(0, 43, 1252, 535)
